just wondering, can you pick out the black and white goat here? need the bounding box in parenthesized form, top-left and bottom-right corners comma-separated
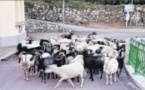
(19, 53, 36, 81)
(116, 49, 125, 77)
(36, 53, 54, 83)
(83, 50, 105, 81)
(16, 39, 52, 55)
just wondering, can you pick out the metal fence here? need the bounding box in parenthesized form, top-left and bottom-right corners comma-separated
(129, 38, 145, 76)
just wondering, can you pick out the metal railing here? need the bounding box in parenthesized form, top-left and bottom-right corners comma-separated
(129, 38, 145, 76)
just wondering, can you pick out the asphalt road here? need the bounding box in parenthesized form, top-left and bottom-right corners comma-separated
(1, 25, 145, 90)
(61, 23, 145, 40)
(74, 31, 145, 40)
(0, 54, 140, 90)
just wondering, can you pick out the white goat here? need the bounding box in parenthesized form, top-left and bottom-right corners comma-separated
(103, 57, 119, 85)
(66, 56, 75, 64)
(58, 38, 71, 44)
(101, 45, 115, 56)
(106, 41, 117, 49)
(108, 50, 119, 58)
(60, 43, 70, 53)
(70, 55, 84, 65)
(48, 37, 58, 45)
(45, 62, 86, 88)
(42, 53, 51, 58)
(19, 54, 35, 81)
(20, 40, 40, 49)
(75, 44, 85, 53)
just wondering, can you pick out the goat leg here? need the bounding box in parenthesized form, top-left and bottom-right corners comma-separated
(89, 68, 94, 81)
(28, 68, 33, 77)
(55, 78, 64, 88)
(47, 73, 50, 79)
(100, 69, 103, 79)
(39, 72, 42, 77)
(109, 74, 112, 85)
(80, 74, 84, 88)
(117, 71, 120, 77)
(113, 73, 117, 82)
(77, 76, 79, 82)
(18, 58, 21, 63)
(52, 73, 55, 79)
(119, 68, 122, 76)
(41, 72, 44, 82)
(67, 79, 75, 88)
(106, 74, 109, 85)
(44, 73, 47, 83)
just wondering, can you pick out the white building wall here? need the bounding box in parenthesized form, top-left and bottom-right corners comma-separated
(0, 0, 26, 46)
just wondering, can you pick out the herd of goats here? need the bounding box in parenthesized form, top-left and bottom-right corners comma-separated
(16, 32, 125, 88)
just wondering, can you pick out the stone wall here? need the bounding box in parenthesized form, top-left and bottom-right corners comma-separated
(25, 19, 72, 33)
(25, 3, 145, 27)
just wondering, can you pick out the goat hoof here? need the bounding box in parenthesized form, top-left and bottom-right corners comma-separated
(24, 78, 28, 81)
(72, 85, 75, 88)
(29, 75, 33, 77)
(114, 79, 116, 82)
(55, 86, 58, 89)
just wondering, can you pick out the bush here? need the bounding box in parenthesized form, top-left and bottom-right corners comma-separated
(24, 0, 145, 8)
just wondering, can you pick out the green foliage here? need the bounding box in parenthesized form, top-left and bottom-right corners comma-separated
(84, 0, 145, 4)
(24, 0, 145, 8)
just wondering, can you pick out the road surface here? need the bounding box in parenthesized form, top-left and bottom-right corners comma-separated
(0, 54, 140, 90)
(1, 26, 145, 90)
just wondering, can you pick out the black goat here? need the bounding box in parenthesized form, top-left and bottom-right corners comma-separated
(53, 49, 66, 67)
(36, 54, 54, 83)
(60, 32, 74, 39)
(117, 49, 125, 77)
(83, 50, 104, 81)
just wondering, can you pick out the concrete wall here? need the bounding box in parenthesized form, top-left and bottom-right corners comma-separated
(25, 19, 72, 33)
(0, 0, 26, 47)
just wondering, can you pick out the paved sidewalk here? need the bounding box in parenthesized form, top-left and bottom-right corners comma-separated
(125, 64, 145, 90)
(0, 33, 62, 61)
(0, 46, 17, 61)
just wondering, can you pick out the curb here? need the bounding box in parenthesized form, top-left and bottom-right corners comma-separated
(0, 50, 17, 61)
(124, 64, 145, 90)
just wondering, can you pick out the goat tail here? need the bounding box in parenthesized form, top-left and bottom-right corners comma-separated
(83, 69, 87, 77)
